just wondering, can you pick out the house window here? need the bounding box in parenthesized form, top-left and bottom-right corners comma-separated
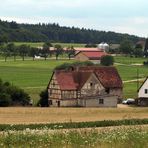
(53, 82, 55, 87)
(105, 88, 110, 94)
(50, 90, 52, 96)
(99, 99, 104, 104)
(90, 82, 93, 87)
(49, 100, 52, 105)
(145, 89, 148, 94)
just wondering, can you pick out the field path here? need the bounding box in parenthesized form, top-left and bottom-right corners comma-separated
(123, 78, 145, 83)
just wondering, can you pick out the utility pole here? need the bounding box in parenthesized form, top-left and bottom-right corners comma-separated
(137, 68, 139, 93)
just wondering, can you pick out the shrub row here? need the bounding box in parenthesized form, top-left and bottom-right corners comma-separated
(0, 118, 148, 131)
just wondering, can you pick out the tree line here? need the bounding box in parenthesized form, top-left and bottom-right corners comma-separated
(0, 41, 75, 61)
(0, 39, 145, 62)
(0, 19, 143, 44)
(109, 40, 145, 57)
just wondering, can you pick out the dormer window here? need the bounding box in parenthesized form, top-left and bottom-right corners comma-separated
(90, 82, 93, 87)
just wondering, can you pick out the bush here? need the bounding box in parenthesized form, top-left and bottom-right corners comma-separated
(0, 79, 30, 106)
(100, 55, 114, 66)
(11, 88, 30, 106)
(55, 61, 94, 70)
(38, 89, 49, 107)
(0, 93, 11, 107)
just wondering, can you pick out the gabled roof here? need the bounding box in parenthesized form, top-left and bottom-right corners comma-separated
(75, 51, 107, 60)
(137, 77, 148, 92)
(55, 71, 92, 90)
(55, 71, 78, 90)
(51, 66, 123, 91)
(78, 66, 123, 88)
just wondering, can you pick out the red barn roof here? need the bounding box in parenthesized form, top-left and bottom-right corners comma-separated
(75, 51, 108, 60)
(74, 48, 102, 52)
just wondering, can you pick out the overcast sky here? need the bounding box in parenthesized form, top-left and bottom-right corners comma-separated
(0, 0, 148, 37)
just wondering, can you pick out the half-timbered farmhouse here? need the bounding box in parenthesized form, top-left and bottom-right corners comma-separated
(47, 66, 123, 107)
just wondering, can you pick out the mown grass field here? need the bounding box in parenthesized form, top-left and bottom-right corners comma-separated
(13, 42, 85, 48)
(0, 59, 74, 104)
(0, 56, 148, 103)
(114, 56, 146, 64)
(0, 107, 147, 124)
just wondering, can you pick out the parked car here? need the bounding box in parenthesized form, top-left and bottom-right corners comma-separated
(122, 98, 135, 105)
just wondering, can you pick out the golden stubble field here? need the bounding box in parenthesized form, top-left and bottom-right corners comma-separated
(0, 106, 147, 124)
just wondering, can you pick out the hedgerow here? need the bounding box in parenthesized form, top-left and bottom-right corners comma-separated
(0, 118, 147, 131)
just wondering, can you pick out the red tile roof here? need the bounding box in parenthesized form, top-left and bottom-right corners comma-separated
(55, 71, 78, 90)
(52, 66, 122, 90)
(76, 51, 108, 60)
(74, 48, 102, 52)
(78, 67, 122, 88)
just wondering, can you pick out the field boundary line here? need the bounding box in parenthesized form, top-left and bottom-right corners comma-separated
(123, 78, 145, 83)
(23, 86, 46, 89)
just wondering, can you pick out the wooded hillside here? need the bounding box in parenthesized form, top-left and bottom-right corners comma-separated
(0, 20, 143, 43)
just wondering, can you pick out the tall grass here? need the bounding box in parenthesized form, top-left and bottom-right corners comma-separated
(0, 126, 147, 147)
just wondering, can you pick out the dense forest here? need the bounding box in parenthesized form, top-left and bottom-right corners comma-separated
(0, 19, 143, 44)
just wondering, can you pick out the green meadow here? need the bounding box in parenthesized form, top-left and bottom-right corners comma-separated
(0, 56, 148, 104)
(13, 42, 85, 48)
(0, 59, 74, 104)
(114, 56, 146, 64)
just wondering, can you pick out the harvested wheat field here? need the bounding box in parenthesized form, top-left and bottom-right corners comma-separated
(0, 106, 147, 124)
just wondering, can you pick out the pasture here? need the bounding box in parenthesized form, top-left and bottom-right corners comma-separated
(13, 42, 85, 48)
(0, 56, 148, 103)
(0, 59, 74, 104)
(0, 107, 147, 124)
(114, 56, 146, 64)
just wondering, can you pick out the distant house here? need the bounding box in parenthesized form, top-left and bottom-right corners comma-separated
(75, 51, 108, 64)
(136, 39, 148, 54)
(136, 40, 145, 50)
(138, 77, 148, 106)
(47, 66, 123, 107)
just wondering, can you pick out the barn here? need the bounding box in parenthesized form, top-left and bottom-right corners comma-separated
(75, 51, 107, 64)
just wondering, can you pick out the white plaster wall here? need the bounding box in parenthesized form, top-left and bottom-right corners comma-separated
(60, 100, 78, 107)
(50, 99, 78, 107)
(138, 79, 148, 98)
(78, 96, 117, 107)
